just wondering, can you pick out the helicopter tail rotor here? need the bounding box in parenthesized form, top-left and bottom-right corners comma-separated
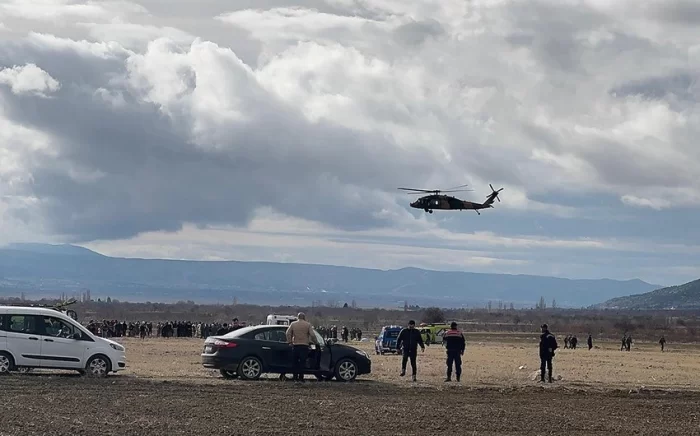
(485, 184, 504, 205)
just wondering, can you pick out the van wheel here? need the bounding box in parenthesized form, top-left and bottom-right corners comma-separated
(0, 352, 14, 375)
(85, 355, 111, 377)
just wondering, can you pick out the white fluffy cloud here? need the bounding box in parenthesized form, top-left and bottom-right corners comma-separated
(0, 63, 60, 96)
(1, 0, 699, 285)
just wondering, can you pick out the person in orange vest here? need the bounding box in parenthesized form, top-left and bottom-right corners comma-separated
(442, 322, 466, 382)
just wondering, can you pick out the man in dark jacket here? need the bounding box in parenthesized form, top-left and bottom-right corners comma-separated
(442, 322, 466, 382)
(539, 323, 558, 383)
(396, 320, 425, 381)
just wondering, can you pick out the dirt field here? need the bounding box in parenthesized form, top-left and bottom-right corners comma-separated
(2, 335, 700, 435)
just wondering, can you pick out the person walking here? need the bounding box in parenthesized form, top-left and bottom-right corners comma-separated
(285, 312, 318, 382)
(442, 322, 466, 382)
(539, 323, 558, 383)
(587, 334, 593, 350)
(396, 320, 425, 382)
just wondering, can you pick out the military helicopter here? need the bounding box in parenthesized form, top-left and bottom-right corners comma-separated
(398, 184, 504, 214)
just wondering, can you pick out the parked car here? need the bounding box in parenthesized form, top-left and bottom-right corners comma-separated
(201, 325, 371, 381)
(0, 305, 126, 377)
(374, 325, 402, 354)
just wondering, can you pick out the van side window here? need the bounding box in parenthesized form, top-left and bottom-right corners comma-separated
(0, 314, 5, 331)
(9, 315, 39, 334)
(42, 316, 76, 338)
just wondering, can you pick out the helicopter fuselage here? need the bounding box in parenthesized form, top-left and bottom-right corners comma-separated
(410, 194, 491, 213)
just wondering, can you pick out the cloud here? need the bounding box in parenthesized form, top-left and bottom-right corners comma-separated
(0, 0, 147, 22)
(0, 63, 60, 96)
(621, 195, 668, 210)
(1, 0, 700, 286)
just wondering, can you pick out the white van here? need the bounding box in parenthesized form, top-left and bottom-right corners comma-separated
(0, 305, 126, 377)
(266, 314, 298, 325)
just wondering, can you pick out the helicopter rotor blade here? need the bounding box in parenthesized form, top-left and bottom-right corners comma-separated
(445, 183, 470, 190)
(398, 188, 436, 193)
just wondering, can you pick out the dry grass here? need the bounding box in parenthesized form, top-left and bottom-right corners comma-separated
(114, 333, 700, 391)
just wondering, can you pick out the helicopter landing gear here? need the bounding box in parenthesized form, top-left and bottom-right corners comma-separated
(475, 209, 480, 215)
(424, 208, 433, 213)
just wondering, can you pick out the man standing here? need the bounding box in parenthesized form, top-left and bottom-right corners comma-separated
(230, 318, 242, 332)
(659, 336, 666, 352)
(285, 312, 318, 382)
(587, 334, 593, 350)
(442, 322, 466, 382)
(539, 324, 558, 383)
(396, 320, 425, 381)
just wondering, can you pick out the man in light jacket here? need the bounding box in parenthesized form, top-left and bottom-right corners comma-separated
(286, 312, 318, 382)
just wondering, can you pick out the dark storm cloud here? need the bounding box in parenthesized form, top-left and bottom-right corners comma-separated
(0, 36, 442, 241)
(648, 0, 700, 26)
(610, 72, 697, 103)
(392, 19, 444, 46)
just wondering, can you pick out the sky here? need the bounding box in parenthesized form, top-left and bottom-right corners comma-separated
(0, 0, 699, 287)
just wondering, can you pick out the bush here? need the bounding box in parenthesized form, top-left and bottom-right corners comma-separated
(422, 307, 445, 324)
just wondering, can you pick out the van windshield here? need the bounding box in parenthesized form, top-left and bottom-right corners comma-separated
(385, 330, 399, 338)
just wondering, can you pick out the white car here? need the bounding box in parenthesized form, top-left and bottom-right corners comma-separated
(0, 305, 126, 377)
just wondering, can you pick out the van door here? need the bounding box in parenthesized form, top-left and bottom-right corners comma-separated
(0, 314, 7, 348)
(5, 314, 42, 367)
(38, 315, 87, 369)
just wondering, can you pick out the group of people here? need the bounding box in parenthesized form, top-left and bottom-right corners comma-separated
(620, 334, 633, 351)
(563, 334, 594, 350)
(313, 325, 363, 342)
(84, 319, 243, 339)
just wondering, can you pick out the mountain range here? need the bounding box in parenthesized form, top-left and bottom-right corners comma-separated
(0, 243, 663, 308)
(595, 278, 700, 310)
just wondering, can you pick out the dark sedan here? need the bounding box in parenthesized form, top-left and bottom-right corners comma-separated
(201, 325, 371, 381)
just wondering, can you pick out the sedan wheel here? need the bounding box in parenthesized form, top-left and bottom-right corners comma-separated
(237, 357, 262, 380)
(334, 359, 358, 382)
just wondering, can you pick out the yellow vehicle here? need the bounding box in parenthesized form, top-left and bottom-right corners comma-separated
(417, 323, 451, 345)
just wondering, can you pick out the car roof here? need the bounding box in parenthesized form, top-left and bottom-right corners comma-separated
(219, 324, 287, 338)
(0, 305, 71, 317)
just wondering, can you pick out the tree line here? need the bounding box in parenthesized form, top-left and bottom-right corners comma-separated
(2, 297, 699, 342)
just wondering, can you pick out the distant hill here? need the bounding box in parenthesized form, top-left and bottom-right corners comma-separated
(0, 243, 661, 308)
(594, 278, 700, 310)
